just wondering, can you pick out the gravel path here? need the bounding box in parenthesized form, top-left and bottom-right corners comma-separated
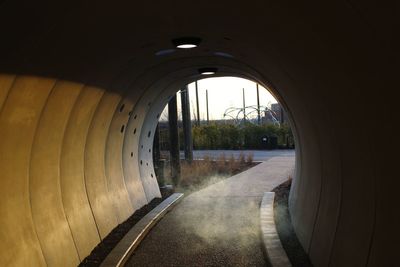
(126, 157, 295, 267)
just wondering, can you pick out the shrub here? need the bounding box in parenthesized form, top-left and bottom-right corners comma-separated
(191, 123, 293, 150)
(246, 153, 254, 164)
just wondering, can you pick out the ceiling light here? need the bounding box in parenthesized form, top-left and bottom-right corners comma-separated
(172, 37, 202, 49)
(198, 67, 218, 75)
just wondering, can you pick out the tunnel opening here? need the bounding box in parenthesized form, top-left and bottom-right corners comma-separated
(149, 76, 296, 190)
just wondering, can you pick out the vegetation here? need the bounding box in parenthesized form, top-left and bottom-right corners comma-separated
(162, 152, 256, 193)
(159, 123, 294, 150)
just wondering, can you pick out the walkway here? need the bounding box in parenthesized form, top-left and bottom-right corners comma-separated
(126, 156, 295, 267)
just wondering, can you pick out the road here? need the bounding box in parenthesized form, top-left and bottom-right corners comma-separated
(183, 149, 295, 162)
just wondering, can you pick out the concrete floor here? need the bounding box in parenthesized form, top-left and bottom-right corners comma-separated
(126, 156, 295, 266)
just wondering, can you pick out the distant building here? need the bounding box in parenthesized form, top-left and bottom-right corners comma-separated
(262, 103, 287, 125)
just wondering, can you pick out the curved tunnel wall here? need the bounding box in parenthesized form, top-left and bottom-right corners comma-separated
(0, 1, 398, 266)
(0, 61, 262, 266)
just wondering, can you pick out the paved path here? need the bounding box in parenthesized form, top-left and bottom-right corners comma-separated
(126, 157, 295, 267)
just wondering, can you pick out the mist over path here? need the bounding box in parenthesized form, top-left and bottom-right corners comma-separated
(126, 156, 295, 266)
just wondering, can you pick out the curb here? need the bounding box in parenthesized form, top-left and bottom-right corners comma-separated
(101, 193, 184, 267)
(260, 192, 292, 267)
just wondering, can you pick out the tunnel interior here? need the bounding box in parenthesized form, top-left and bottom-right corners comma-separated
(0, 1, 397, 266)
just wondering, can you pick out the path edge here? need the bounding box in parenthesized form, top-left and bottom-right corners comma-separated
(260, 192, 292, 267)
(100, 193, 184, 267)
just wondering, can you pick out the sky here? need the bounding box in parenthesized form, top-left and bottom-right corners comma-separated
(160, 77, 278, 121)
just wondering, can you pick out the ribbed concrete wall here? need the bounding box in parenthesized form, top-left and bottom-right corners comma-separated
(0, 75, 159, 266)
(0, 1, 398, 266)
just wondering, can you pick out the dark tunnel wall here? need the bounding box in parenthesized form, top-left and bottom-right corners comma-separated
(0, 1, 398, 266)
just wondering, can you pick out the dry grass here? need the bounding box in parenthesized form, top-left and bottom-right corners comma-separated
(246, 153, 254, 164)
(162, 153, 258, 192)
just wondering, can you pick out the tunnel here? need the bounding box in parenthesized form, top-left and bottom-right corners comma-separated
(0, 1, 398, 266)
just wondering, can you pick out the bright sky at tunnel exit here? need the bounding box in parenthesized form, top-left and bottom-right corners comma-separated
(160, 77, 278, 121)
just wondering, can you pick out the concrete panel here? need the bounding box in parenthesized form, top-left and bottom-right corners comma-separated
(0, 76, 55, 267)
(288, 114, 321, 251)
(84, 91, 120, 238)
(0, 74, 15, 110)
(30, 81, 83, 266)
(130, 90, 163, 202)
(121, 97, 148, 210)
(60, 86, 103, 259)
(104, 96, 134, 223)
(328, 103, 375, 267)
(366, 122, 397, 267)
(121, 72, 183, 206)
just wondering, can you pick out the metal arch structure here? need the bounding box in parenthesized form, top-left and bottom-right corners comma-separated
(223, 105, 280, 126)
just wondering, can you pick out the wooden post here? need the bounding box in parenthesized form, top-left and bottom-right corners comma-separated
(180, 86, 193, 163)
(195, 81, 200, 126)
(153, 124, 160, 163)
(242, 88, 246, 122)
(168, 94, 180, 186)
(256, 83, 261, 125)
(206, 89, 209, 124)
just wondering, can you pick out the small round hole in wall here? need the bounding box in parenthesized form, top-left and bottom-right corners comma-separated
(141, 145, 143, 149)
(147, 131, 151, 138)
(146, 162, 148, 166)
(133, 128, 136, 134)
(140, 160, 142, 165)
(119, 104, 125, 112)
(134, 114, 137, 119)
(149, 149, 151, 153)
(151, 173, 154, 178)
(120, 125, 125, 133)
(131, 152, 133, 157)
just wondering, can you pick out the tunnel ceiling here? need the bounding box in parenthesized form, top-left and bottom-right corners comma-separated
(0, 1, 394, 87)
(0, 1, 398, 267)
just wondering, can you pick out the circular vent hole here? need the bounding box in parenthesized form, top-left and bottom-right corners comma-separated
(147, 131, 151, 138)
(140, 160, 142, 165)
(151, 173, 154, 178)
(133, 128, 136, 134)
(119, 104, 125, 112)
(130, 152, 133, 157)
(120, 125, 125, 133)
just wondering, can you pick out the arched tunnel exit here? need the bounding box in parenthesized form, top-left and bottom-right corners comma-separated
(0, 1, 398, 266)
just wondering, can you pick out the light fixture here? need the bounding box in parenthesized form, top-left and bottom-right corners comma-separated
(172, 37, 202, 49)
(198, 67, 218, 75)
